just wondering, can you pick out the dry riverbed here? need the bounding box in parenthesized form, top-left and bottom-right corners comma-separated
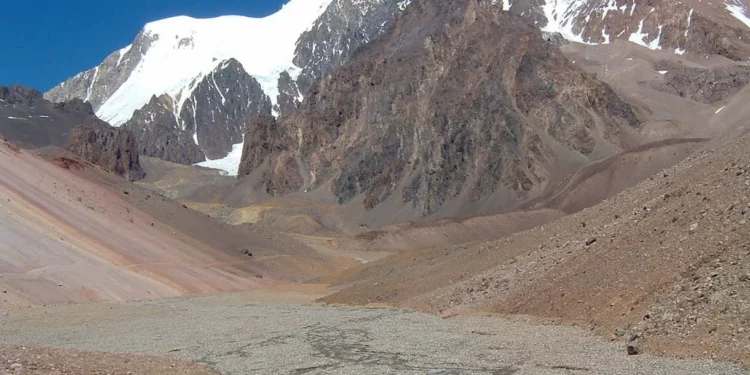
(0, 292, 746, 375)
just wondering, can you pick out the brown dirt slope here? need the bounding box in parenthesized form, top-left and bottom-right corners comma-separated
(0, 344, 218, 375)
(0, 140, 332, 308)
(322, 129, 750, 364)
(347, 137, 704, 253)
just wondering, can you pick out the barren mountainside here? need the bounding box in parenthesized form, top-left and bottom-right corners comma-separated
(323, 122, 750, 364)
(238, 0, 641, 220)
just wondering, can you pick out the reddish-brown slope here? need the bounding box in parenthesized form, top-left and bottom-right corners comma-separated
(0, 141, 332, 307)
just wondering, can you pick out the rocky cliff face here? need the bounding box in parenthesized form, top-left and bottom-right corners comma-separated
(238, 114, 304, 195)
(647, 60, 750, 103)
(510, 0, 750, 59)
(68, 119, 145, 181)
(292, 0, 411, 100)
(44, 31, 153, 110)
(120, 58, 272, 165)
(239, 0, 640, 218)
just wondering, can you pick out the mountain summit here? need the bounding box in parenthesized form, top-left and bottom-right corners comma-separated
(45, 0, 409, 173)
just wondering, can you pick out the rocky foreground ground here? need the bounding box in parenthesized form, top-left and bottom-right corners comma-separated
(0, 292, 746, 375)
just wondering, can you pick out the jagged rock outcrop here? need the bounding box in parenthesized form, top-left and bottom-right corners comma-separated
(186, 59, 272, 159)
(68, 119, 145, 181)
(120, 94, 205, 165)
(238, 114, 303, 195)
(274, 71, 303, 117)
(239, 0, 640, 217)
(293, 0, 411, 96)
(647, 60, 750, 104)
(121, 59, 272, 164)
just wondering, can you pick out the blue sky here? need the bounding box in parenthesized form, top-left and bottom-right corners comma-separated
(0, 1, 287, 91)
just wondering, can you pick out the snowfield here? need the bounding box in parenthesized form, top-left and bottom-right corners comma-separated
(96, 0, 333, 128)
(196, 139, 245, 176)
(726, 0, 750, 29)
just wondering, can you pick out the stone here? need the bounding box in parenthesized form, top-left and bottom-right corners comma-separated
(10, 363, 22, 371)
(68, 119, 144, 181)
(585, 237, 597, 246)
(626, 343, 640, 355)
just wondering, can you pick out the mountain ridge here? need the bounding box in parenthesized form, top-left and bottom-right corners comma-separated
(44, 0, 409, 173)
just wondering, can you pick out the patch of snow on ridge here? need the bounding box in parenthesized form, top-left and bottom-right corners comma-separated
(541, 0, 597, 44)
(116, 44, 132, 67)
(84, 67, 99, 102)
(195, 139, 244, 176)
(629, 19, 663, 50)
(95, 0, 333, 126)
(685, 9, 694, 37)
(726, 1, 750, 28)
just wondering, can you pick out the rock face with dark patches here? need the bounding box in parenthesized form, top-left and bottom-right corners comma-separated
(509, 0, 750, 60)
(293, 0, 410, 96)
(238, 114, 303, 195)
(68, 119, 145, 181)
(239, 0, 640, 217)
(183, 59, 272, 160)
(120, 94, 205, 165)
(274, 71, 303, 118)
(647, 61, 750, 104)
(121, 59, 272, 164)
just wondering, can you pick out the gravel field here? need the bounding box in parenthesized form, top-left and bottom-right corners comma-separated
(0, 293, 746, 375)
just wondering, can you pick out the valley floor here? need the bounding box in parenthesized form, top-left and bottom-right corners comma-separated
(1, 291, 746, 375)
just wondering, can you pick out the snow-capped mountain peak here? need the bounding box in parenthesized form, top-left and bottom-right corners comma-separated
(98, 0, 332, 126)
(44, 0, 421, 174)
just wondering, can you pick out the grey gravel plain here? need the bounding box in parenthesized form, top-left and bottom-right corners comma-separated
(0, 293, 746, 375)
